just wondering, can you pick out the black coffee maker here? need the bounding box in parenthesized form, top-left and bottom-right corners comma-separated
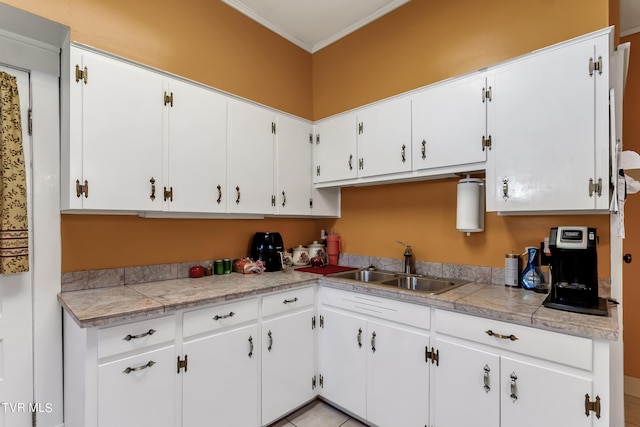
(250, 232, 284, 272)
(543, 227, 608, 316)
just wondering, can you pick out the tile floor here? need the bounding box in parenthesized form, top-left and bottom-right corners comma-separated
(269, 394, 640, 427)
(268, 400, 366, 427)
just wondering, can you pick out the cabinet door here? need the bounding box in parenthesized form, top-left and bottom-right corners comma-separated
(487, 35, 607, 212)
(182, 324, 258, 427)
(98, 346, 175, 427)
(310, 187, 341, 217)
(314, 113, 358, 183)
(318, 307, 367, 419)
(165, 79, 227, 213)
(262, 308, 316, 425)
(366, 320, 430, 427)
(412, 74, 487, 171)
(501, 356, 593, 427)
(77, 49, 164, 211)
(228, 100, 275, 214)
(432, 337, 500, 427)
(276, 115, 312, 215)
(357, 96, 412, 178)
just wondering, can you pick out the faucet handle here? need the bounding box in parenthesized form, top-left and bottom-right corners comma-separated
(396, 240, 408, 247)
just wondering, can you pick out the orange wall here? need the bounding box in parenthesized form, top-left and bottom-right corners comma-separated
(1, 0, 612, 274)
(622, 31, 640, 378)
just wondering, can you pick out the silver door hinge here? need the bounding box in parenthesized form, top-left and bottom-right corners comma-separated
(482, 86, 492, 103)
(177, 355, 188, 373)
(319, 315, 324, 328)
(272, 122, 276, 134)
(589, 56, 603, 77)
(316, 134, 320, 144)
(482, 135, 492, 151)
(589, 178, 603, 197)
(271, 195, 276, 206)
(312, 316, 316, 329)
(425, 346, 439, 366)
(358, 122, 364, 134)
(312, 375, 317, 389)
(319, 374, 323, 388)
(309, 133, 313, 143)
(316, 165, 321, 176)
(28, 108, 32, 135)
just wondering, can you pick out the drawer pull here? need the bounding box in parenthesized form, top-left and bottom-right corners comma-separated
(357, 328, 363, 348)
(371, 331, 376, 353)
(267, 330, 273, 352)
(213, 312, 235, 320)
(483, 365, 491, 393)
(282, 297, 299, 304)
(123, 328, 156, 341)
(248, 336, 254, 358)
(485, 329, 518, 341)
(510, 372, 518, 402)
(122, 360, 155, 374)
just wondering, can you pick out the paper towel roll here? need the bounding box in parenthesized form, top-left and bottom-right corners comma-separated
(456, 178, 485, 234)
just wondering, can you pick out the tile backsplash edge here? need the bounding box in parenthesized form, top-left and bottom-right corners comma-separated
(61, 253, 612, 297)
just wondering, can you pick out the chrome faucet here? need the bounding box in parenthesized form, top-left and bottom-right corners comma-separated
(397, 241, 414, 274)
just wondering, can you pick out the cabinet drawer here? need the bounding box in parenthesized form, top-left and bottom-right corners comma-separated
(262, 286, 314, 318)
(435, 309, 592, 370)
(320, 286, 430, 330)
(98, 315, 175, 359)
(183, 298, 258, 338)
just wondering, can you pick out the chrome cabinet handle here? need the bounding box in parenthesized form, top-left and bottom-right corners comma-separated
(483, 365, 491, 393)
(123, 328, 156, 341)
(248, 336, 254, 358)
(401, 144, 406, 163)
(282, 191, 286, 207)
(216, 184, 222, 204)
(235, 186, 240, 204)
(421, 140, 426, 160)
(357, 328, 363, 348)
(371, 331, 376, 353)
(213, 311, 235, 320)
(123, 360, 155, 374)
(510, 372, 518, 402)
(282, 297, 298, 304)
(348, 154, 353, 170)
(485, 329, 518, 341)
(267, 330, 273, 352)
(150, 177, 156, 201)
(502, 178, 510, 201)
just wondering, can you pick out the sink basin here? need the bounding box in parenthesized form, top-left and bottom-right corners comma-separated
(327, 269, 468, 295)
(328, 269, 398, 283)
(381, 276, 467, 295)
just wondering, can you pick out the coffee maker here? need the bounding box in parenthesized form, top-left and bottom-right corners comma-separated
(250, 232, 284, 272)
(543, 227, 608, 316)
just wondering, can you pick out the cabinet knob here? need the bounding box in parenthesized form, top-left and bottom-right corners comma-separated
(624, 253, 632, 264)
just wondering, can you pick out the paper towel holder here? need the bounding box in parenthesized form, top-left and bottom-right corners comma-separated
(456, 175, 485, 236)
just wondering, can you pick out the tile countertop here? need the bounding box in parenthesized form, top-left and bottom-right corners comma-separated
(58, 269, 619, 340)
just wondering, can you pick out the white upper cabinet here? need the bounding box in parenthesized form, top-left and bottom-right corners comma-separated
(314, 112, 358, 184)
(412, 73, 488, 171)
(486, 28, 612, 213)
(356, 95, 412, 178)
(275, 115, 313, 215)
(66, 47, 164, 211)
(163, 78, 227, 213)
(227, 100, 276, 215)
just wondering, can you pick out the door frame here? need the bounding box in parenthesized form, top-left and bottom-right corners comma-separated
(0, 4, 69, 427)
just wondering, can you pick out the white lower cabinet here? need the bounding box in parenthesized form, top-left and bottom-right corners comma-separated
(433, 309, 603, 427)
(182, 299, 259, 427)
(98, 346, 176, 427)
(318, 287, 431, 427)
(261, 287, 316, 426)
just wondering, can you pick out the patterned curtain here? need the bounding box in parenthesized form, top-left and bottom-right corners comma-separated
(0, 71, 29, 274)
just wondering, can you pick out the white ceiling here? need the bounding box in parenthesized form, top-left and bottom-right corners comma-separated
(220, 0, 410, 53)
(621, 0, 640, 36)
(222, 0, 640, 54)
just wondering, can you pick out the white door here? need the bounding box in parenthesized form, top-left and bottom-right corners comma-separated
(276, 114, 312, 215)
(313, 113, 358, 183)
(366, 320, 430, 427)
(0, 65, 33, 427)
(357, 96, 412, 178)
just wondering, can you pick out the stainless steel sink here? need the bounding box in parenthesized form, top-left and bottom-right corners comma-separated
(381, 276, 467, 295)
(328, 269, 398, 283)
(327, 269, 468, 295)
